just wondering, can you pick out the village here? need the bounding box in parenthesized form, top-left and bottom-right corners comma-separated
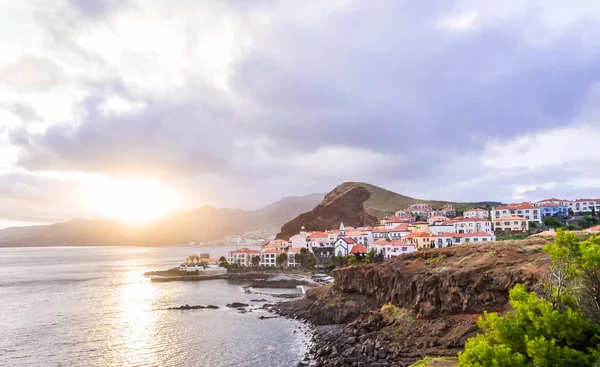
(224, 198, 600, 268)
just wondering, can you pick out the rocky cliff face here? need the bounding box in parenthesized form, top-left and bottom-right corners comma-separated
(332, 241, 547, 318)
(276, 185, 379, 240)
(277, 240, 550, 365)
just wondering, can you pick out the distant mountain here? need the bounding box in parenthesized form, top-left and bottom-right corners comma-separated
(276, 182, 478, 240)
(0, 193, 324, 247)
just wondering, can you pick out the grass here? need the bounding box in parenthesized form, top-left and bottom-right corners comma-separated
(409, 357, 457, 367)
(495, 232, 531, 241)
(426, 254, 446, 264)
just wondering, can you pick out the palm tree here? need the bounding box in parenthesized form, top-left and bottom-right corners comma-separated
(251, 255, 261, 267)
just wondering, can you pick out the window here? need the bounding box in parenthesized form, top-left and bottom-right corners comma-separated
(465, 238, 470, 242)
(483, 238, 488, 242)
(473, 238, 478, 242)
(504, 222, 510, 226)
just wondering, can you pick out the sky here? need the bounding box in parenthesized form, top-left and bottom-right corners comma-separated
(1, 0, 600, 228)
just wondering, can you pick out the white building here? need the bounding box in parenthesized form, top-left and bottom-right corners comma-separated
(534, 198, 570, 207)
(373, 240, 416, 259)
(289, 233, 308, 249)
(451, 217, 493, 234)
(491, 203, 541, 224)
(493, 216, 529, 232)
(260, 250, 282, 267)
(439, 232, 496, 246)
(428, 222, 455, 235)
(227, 248, 262, 267)
(464, 208, 489, 219)
(286, 248, 303, 267)
(569, 199, 600, 214)
(334, 237, 357, 257)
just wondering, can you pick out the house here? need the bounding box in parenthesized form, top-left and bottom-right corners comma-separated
(568, 199, 600, 214)
(491, 203, 541, 224)
(286, 248, 304, 267)
(372, 224, 410, 241)
(427, 215, 450, 225)
(534, 198, 570, 207)
(538, 203, 569, 218)
(396, 203, 455, 218)
(384, 216, 413, 228)
(428, 221, 455, 235)
(262, 239, 288, 251)
(464, 208, 489, 219)
(260, 250, 282, 267)
(227, 248, 262, 267)
(334, 237, 357, 256)
(451, 217, 493, 234)
(493, 216, 529, 232)
(289, 232, 308, 249)
(375, 240, 415, 259)
(180, 254, 218, 271)
(350, 243, 369, 256)
(439, 232, 496, 246)
(404, 232, 437, 249)
(408, 221, 429, 233)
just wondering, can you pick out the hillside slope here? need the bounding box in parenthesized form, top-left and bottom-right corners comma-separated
(277, 182, 477, 239)
(0, 193, 324, 247)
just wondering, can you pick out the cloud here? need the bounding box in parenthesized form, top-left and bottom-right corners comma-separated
(1, 0, 600, 225)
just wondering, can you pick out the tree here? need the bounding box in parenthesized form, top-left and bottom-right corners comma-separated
(365, 248, 376, 263)
(542, 216, 563, 229)
(251, 255, 261, 267)
(543, 229, 581, 309)
(458, 285, 600, 366)
(306, 257, 315, 269)
(294, 253, 303, 266)
(593, 206, 597, 217)
(218, 256, 226, 264)
(415, 215, 422, 222)
(347, 254, 359, 266)
(276, 253, 288, 267)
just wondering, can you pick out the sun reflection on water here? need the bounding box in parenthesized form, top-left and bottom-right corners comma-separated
(110, 270, 161, 366)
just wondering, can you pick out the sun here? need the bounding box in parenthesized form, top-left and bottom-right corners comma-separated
(85, 178, 178, 223)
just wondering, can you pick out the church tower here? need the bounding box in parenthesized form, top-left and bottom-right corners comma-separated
(338, 222, 345, 238)
(300, 226, 307, 236)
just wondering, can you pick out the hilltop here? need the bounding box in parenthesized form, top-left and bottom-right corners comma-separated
(276, 182, 480, 239)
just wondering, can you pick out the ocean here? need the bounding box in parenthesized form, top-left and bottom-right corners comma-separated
(0, 246, 309, 367)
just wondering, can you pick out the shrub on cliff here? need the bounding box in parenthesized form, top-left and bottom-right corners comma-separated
(459, 232, 600, 366)
(458, 285, 600, 366)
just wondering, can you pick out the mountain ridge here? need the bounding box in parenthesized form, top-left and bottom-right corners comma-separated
(0, 193, 325, 247)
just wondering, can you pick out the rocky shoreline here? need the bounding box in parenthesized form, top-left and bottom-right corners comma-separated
(269, 241, 550, 367)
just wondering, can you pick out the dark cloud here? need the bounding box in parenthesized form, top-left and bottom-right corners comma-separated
(68, 0, 112, 17)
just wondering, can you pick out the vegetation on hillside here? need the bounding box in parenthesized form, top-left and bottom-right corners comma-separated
(338, 182, 478, 217)
(458, 230, 600, 366)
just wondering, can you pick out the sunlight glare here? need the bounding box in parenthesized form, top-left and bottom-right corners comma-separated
(85, 178, 178, 223)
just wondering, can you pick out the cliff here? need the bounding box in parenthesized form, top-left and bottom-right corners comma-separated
(276, 182, 477, 240)
(277, 239, 550, 365)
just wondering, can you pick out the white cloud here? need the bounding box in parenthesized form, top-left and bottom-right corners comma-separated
(440, 12, 479, 31)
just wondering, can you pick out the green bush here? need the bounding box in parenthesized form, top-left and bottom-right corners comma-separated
(459, 231, 600, 366)
(458, 285, 600, 366)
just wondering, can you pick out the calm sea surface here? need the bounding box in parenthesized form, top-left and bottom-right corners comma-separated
(0, 246, 309, 367)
